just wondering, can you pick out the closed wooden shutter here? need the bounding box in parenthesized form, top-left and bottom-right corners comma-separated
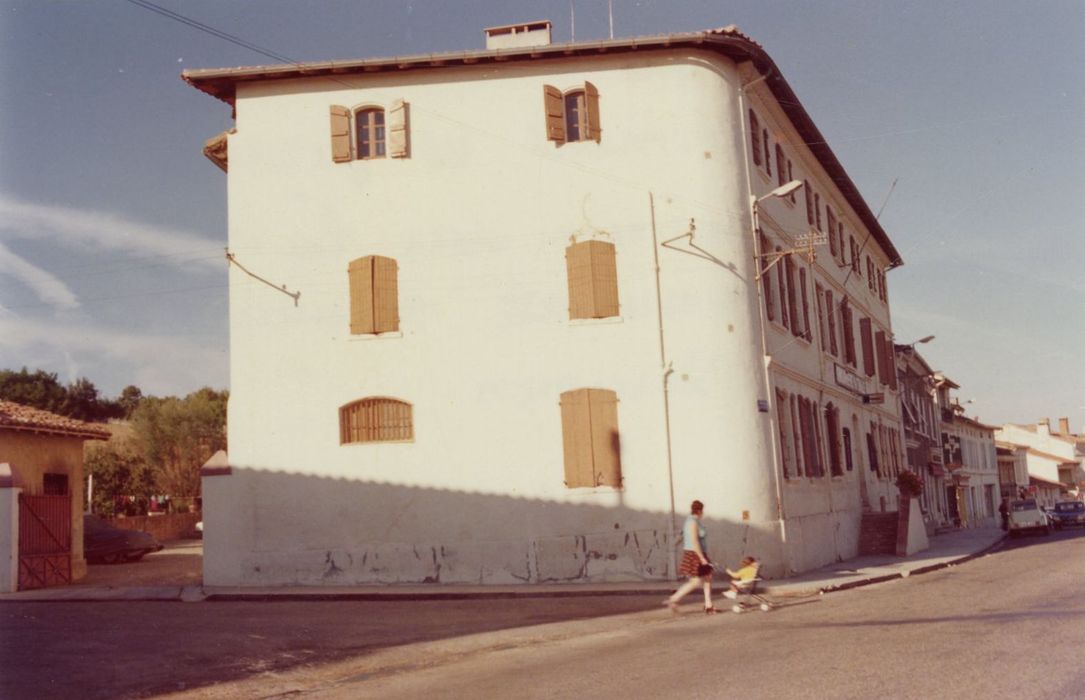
(785, 257, 799, 336)
(543, 85, 566, 142)
(348, 256, 375, 334)
(330, 105, 352, 162)
(827, 209, 838, 257)
(388, 99, 410, 158)
(776, 249, 790, 329)
(884, 335, 898, 390)
(762, 130, 771, 176)
(566, 240, 618, 319)
(560, 389, 595, 487)
(825, 289, 838, 356)
(815, 285, 826, 352)
(804, 182, 814, 225)
(750, 110, 762, 166)
(372, 255, 399, 333)
(799, 268, 811, 341)
(775, 145, 786, 187)
(584, 81, 602, 143)
(875, 330, 887, 385)
(860, 317, 875, 376)
(841, 299, 855, 366)
(589, 241, 618, 318)
(760, 234, 774, 321)
(588, 389, 621, 487)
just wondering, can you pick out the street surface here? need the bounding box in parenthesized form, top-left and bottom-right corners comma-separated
(2, 529, 1083, 700)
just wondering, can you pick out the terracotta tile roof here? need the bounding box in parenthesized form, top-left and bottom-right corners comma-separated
(0, 400, 111, 440)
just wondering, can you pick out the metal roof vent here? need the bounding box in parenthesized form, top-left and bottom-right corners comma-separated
(484, 21, 552, 50)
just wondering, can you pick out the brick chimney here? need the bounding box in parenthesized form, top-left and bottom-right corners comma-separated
(1038, 418, 1050, 435)
(1059, 417, 1071, 435)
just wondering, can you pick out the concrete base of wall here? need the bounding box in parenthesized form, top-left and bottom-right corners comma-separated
(897, 496, 930, 556)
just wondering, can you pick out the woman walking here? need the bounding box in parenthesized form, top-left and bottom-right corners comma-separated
(665, 500, 716, 614)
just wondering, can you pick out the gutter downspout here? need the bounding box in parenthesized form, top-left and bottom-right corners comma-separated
(649, 192, 679, 581)
(738, 69, 790, 574)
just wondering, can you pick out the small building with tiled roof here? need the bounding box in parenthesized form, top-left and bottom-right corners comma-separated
(0, 400, 110, 592)
(996, 420, 1084, 493)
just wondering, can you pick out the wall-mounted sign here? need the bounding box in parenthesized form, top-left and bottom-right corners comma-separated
(834, 363, 865, 394)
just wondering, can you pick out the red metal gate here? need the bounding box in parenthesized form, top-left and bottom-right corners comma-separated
(18, 494, 72, 590)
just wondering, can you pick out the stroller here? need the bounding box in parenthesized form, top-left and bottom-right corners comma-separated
(720, 560, 774, 613)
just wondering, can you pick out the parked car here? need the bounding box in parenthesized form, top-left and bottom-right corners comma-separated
(83, 514, 164, 564)
(1007, 498, 1051, 537)
(1048, 501, 1085, 529)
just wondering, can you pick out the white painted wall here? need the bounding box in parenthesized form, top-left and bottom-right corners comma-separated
(204, 47, 905, 585)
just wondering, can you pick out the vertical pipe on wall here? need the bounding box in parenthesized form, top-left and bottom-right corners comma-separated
(649, 192, 679, 581)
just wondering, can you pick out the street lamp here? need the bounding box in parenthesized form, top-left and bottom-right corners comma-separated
(908, 335, 935, 346)
(753, 179, 804, 205)
(752, 180, 811, 281)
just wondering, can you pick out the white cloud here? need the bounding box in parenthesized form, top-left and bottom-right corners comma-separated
(0, 315, 227, 396)
(0, 241, 80, 309)
(0, 194, 222, 271)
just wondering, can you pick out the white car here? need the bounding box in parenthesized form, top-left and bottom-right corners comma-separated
(1008, 499, 1050, 537)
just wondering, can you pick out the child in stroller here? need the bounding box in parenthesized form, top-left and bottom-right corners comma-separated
(722, 556, 773, 612)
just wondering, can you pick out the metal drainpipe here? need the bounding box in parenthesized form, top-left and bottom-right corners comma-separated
(738, 73, 790, 571)
(649, 192, 679, 581)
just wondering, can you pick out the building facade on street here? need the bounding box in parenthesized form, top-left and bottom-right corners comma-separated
(895, 344, 948, 532)
(934, 376, 999, 528)
(185, 23, 907, 586)
(996, 420, 1084, 497)
(995, 442, 1029, 501)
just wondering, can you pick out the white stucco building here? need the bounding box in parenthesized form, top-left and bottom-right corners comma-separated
(935, 375, 999, 527)
(996, 419, 1083, 495)
(185, 23, 907, 586)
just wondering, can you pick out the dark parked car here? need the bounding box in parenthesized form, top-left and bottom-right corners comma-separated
(83, 514, 164, 564)
(1049, 501, 1085, 529)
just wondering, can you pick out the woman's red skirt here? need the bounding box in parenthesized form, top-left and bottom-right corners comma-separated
(678, 550, 712, 579)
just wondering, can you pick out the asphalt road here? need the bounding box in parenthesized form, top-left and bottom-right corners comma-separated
(2, 529, 1083, 700)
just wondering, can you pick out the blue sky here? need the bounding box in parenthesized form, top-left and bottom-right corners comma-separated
(1, 0, 1082, 430)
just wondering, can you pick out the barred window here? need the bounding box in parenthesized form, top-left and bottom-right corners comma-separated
(340, 397, 413, 444)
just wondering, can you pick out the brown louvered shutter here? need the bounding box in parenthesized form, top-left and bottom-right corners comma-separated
(785, 257, 799, 336)
(827, 209, 838, 257)
(875, 330, 888, 385)
(543, 85, 566, 142)
(842, 300, 856, 366)
(348, 256, 375, 334)
(804, 182, 814, 225)
(825, 289, 838, 356)
(799, 268, 812, 341)
(775, 145, 786, 187)
(560, 389, 594, 487)
(589, 240, 618, 318)
(330, 105, 352, 162)
(588, 389, 621, 487)
(388, 99, 410, 158)
(814, 285, 826, 352)
(372, 255, 399, 333)
(776, 249, 790, 329)
(860, 317, 875, 377)
(884, 335, 898, 390)
(762, 130, 771, 176)
(584, 81, 602, 143)
(760, 234, 774, 321)
(750, 111, 762, 166)
(566, 241, 593, 319)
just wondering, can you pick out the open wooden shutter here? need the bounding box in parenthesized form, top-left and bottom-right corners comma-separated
(543, 85, 566, 143)
(588, 389, 621, 487)
(566, 241, 594, 319)
(875, 330, 887, 385)
(372, 255, 399, 333)
(388, 99, 410, 158)
(560, 389, 594, 488)
(330, 105, 352, 163)
(860, 317, 875, 377)
(348, 256, 374, 334)
(584, 81, 602, 143)
(884, 336, 898, 390)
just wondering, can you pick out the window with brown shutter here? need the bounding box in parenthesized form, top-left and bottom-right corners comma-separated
(784, 256, 799, 338)
(776, 248, 790, 329)
(348, 255, 399, 334)
(815, 283, 827, 353)
(356, 108, 386, 159)
(340, 397, 413, 443)
(790, 395, 805, 477)
(565, 240, 619, 320)
(775, 144, 786, 188)
(799, 268, 812, 341)
(867, 258, 876, 291)
(776, 388, 792, 479)
(787, 161, 796, 202)
(804, 181, 814, 225)
(815, 193, 822, 230)
(330, 105, 352, 162)
(827, 208, 838, 257)
(760, 234, 775, 322)
(544, 82, 601, 144)
(841, 299, 856, 366)
(860, 316, 875, 377)
(559, 388, 622, 488)
(875, 329, 888, 385)
(750, 110, 762, 166)
(825, 403, 842, 476)
(762, 130, 772, 176)
(825, 288, 838, 356)
(884, 334, 898, 390)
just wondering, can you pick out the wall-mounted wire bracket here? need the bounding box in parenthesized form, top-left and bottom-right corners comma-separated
(225, 249, 301, 306)
(755, 230, 826, 280)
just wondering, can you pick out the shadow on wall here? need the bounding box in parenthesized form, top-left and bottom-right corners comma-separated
(204, 466, 782, 587)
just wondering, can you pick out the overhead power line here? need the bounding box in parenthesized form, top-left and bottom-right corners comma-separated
(124, 0, 299, 65)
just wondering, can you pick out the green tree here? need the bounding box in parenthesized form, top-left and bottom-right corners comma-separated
(86, 437, 155, 516)
(131, 387, 228, 503)
(0, 367, 68, 413)
(118, 385, 143, 418)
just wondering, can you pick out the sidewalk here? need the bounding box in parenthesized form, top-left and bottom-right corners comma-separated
(0, 526, 1005, 603)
